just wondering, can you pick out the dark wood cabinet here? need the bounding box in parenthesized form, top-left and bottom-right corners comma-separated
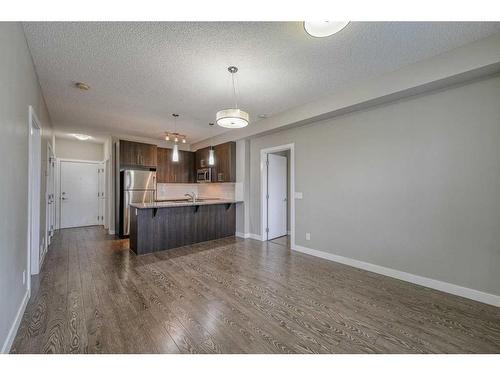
(195, 147, 210, 169)
(212, 142, 236, 182)
(157, 147, 195, 183)
(130, 203, 236, 255)
(120, 140, 157, 168)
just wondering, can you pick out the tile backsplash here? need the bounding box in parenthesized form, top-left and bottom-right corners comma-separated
(156, 183, 237, 200)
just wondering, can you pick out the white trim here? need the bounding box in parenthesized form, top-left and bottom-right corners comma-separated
(235, 232, 263, 240)
(248, 233, 263, 241)
(57, 157, 104, 164)
(108, 229, 115, 235)
(260, 143, 295, 246)
(293, 244, 500, 307)
(1, 289, 29, 353)
(28, 106, 42, 277)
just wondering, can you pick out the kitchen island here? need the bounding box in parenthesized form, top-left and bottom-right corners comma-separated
(129, 199, 241, 255)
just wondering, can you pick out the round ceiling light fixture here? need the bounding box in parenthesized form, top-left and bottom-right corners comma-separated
(74, 81, 90, 90)
(216, 66, 249, 129)
(71, 133, 92, 141)
(303, 21, 349, 38)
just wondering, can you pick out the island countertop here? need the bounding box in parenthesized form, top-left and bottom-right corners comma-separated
(130, 199, 242, 209)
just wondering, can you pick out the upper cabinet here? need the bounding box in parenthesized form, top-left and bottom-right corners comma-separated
(120, 140, 157, 168)
(157, 147, 195, 183)
(195, 147, 210, 169)
(212, 142, 236, 182)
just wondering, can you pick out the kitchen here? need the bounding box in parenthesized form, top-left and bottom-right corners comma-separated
(117, 136, 242, 254)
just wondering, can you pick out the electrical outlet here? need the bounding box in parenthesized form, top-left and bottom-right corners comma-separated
(305, 232, 311, 241)
(22, 270, 26, 285)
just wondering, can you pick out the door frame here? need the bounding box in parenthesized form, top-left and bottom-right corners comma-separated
(45, 141, 55, 247)
(56, 158, 104, 230)
(28, 106, 42, 279)
(260, 143, 295, 247)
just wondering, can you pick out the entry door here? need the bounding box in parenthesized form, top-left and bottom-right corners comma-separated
(267, 153, 287, 240)
(60, 161, 99, 228)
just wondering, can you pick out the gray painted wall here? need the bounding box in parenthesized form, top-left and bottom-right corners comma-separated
(0, 23, 53, 350)
(249, 74, 500, 295)
(55, 137, 104, 161)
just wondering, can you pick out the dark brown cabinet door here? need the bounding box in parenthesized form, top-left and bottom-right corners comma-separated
(195, 147, 210, 169)
(157, 148, 195, 183)
(120, 140, 157, 168)
(212, 142, 236, 182)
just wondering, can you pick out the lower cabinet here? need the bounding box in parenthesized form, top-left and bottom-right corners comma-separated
(130, 203, 236, 255)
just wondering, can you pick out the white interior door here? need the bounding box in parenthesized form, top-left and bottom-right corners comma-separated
(46, 146, 55, 244)
(60, 161, 99, 228)
(98, 162, 105, 225)
(267, 153, 287, 240)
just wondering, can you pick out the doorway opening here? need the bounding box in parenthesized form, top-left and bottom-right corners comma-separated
(260, 143, 295, 248)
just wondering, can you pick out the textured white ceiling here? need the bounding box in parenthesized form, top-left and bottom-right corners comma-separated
(24, 22, 500, 144)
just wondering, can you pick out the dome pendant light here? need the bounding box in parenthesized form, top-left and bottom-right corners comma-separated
(172, 114, 179, 162)
(216, 66, 249, 128)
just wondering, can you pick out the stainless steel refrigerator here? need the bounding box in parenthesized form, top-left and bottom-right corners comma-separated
(119, 169, 156, 237)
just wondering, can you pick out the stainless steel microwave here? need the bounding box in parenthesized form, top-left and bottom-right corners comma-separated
(197, 168, 212, 183)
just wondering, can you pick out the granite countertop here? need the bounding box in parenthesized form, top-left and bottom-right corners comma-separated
(130, 199, 243, 209)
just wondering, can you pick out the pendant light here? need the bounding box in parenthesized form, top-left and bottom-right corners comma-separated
(172, 114, 179, 162)
(208, 122, 215, 166)
(216, 66, 249, 128)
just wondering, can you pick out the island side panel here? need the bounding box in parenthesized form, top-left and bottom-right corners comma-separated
(131, 203, 237, 255)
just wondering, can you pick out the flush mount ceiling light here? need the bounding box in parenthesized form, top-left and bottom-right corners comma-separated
(71, 133, 92, 141)
(216, 66, 249, 129)
(303, 21, 349, 38)
(74, 81, 90, 90)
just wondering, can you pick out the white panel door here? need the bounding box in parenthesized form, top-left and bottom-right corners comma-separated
(267, 153, 287, 240)
(98, 163, 105, 225)
(60, 161, 99, 228)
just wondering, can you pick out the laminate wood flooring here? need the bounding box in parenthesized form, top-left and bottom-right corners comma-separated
(10, 226, 500, 353)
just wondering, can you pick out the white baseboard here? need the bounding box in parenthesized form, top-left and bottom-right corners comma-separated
(236, 232, 263, 241)
(293, 244, 500, 307)
(108, 229, 115, 235)
(1, 288, 30, 353)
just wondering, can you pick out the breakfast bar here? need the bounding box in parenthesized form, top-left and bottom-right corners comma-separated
(129, 199, 241, 255)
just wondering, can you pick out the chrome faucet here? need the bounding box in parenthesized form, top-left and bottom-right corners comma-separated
(184, 192, 197, 203)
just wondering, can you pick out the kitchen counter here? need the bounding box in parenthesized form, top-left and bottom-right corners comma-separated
(130, 199, 242, 209)
(129, 199, 241, 255)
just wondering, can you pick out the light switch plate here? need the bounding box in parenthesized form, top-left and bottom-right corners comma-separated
(295, 192, 303, 199)
(306, 232, 311, 241)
